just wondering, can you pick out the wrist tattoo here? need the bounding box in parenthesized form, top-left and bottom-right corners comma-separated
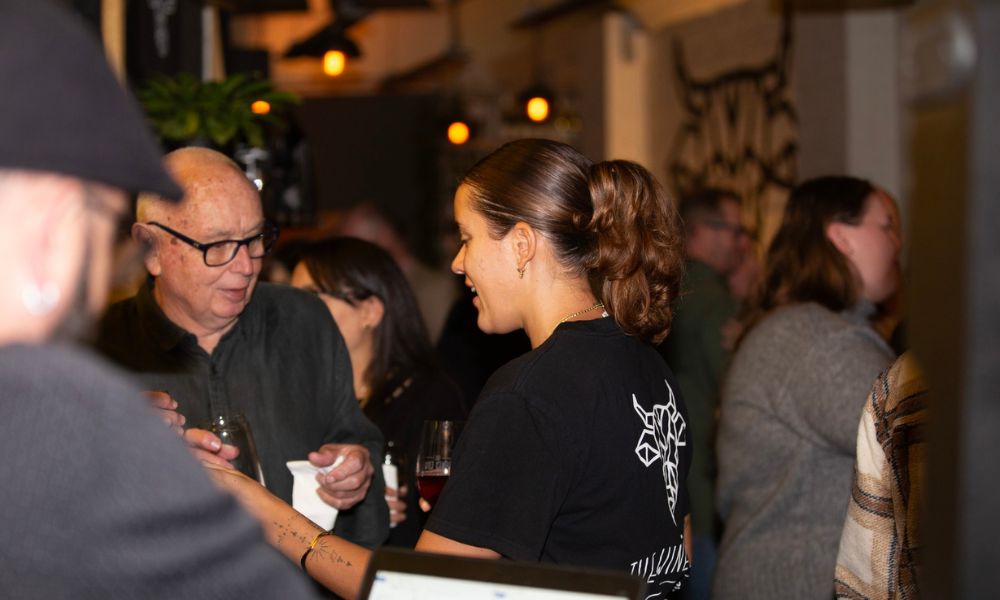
(272, 517, 312, 546)
(315, 537, 352, 567)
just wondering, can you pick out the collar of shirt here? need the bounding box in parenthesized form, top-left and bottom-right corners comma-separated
(135, 279, 194, 353)
(134, 279, 259, 357)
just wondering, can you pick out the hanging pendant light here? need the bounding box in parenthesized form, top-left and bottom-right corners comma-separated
(285, 24, 361, 77)
(323, 49, 347, 76)
(284, 0, 365, 77)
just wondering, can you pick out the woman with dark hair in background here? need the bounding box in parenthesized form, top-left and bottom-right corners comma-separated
(291, 236, 465, 548)
(712, 176, 901, 599)
(205, 139, 692, 599)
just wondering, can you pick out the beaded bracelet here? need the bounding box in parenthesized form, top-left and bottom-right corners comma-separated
(300, 530, 334, 572)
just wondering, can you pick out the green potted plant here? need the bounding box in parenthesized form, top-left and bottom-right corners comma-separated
(137, 72, 298, 150)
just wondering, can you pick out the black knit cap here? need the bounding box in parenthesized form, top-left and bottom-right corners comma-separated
(0, 0, 182, 201)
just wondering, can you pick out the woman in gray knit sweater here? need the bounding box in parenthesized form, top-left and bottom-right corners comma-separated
(713, 176, 900, 599)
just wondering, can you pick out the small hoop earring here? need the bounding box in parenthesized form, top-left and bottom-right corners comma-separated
(22, 281, 61, 315)
(517, 266, 525, 279)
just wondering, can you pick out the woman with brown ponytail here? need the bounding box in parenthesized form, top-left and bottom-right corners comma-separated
(203, 139, 692, 598)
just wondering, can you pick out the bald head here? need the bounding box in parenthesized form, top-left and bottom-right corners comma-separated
(137, 147, 254, 223)
(136, 147, 267, 348)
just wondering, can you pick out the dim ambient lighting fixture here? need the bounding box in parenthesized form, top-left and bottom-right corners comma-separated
(323, 50, 347, 76)
(442, 97, 475, 146)
(446, 120, 470, 145)
(526, 96, 549, 122)
(286, 1, 445, 78)
(315, 34, 360, 77)
(439, 97, 476, 146)
(284, 21, 362, 78)
(518, 84, 555, 123)
(250, 100, 271, 115)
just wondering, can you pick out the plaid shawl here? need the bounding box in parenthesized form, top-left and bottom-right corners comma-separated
(834, 352, 927, 600)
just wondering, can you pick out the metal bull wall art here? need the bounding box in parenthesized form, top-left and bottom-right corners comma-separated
(667, 3, 797, 241)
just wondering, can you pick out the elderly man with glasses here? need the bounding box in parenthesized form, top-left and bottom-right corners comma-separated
(96, 147, 389, 550)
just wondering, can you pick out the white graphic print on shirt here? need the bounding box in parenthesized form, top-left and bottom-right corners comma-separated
(630, 379, 689, 598)
(632, 379, 687, 524)
(630, 544, 689, 599)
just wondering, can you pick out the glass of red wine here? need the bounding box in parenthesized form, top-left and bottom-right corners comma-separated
(416, 420, 462, 508)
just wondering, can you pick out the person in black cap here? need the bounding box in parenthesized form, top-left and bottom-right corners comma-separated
(0, 1, 319, 597)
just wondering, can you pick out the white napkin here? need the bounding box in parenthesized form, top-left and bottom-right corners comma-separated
(382, 463, 398, 491)
(286, 455, 344, 530)
(382, 464, 399, 529)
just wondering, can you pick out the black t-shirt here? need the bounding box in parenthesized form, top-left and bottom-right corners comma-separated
(426, 317, 692, 597)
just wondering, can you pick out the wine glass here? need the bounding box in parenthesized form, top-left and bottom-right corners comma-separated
(198, 412, 266, 486)
(415, 420, 462, 508)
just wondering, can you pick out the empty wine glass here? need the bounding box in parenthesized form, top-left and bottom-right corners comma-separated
(198, 412, 266, 486)
(415, 420, 462, 508)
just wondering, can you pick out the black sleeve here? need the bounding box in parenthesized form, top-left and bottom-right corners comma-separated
(425, 390, 573, 560)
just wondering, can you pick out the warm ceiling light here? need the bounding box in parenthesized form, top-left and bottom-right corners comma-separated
(447, 121, 470, 145)
(323, 50, 347, 76)
(250, 100, 271, 115)
(526, 96, 550, 123)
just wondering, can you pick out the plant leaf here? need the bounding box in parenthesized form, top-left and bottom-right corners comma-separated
(136, 72, 294, 146)
(206, 114, 238, 146)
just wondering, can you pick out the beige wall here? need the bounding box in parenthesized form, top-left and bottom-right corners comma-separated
(603, 12, 653, 167)
(845, 10, 903, 199)
(796, 9, 903, 199)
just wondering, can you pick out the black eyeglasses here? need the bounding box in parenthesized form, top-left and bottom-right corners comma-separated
(146, 221, 279, 267)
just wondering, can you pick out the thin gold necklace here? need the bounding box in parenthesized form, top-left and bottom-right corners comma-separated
(558, 302, 605, 324)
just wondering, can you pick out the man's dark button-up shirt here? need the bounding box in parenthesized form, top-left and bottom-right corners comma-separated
(95, 281, 388, 548)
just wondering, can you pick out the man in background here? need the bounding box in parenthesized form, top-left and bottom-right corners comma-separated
(659, 188, 745, 599)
